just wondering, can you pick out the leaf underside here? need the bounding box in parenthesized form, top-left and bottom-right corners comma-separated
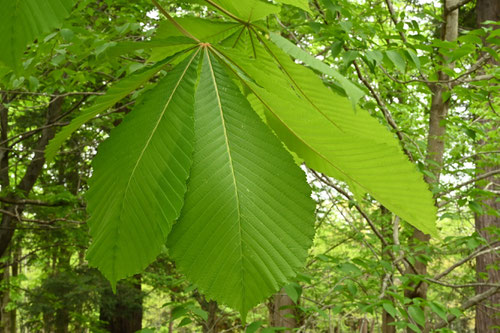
(86, 51, 200, 287)
(216, 32, 437, 236)
(168, 50, 315, 316)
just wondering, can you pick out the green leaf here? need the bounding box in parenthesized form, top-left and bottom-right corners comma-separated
(45, 51, 188, 162)
(382, 302, 397, 318)
(386, 50, 406, 73)
(168, 50, 315, 317)
(283, 283, 302, 303)
(405, 49, 421, 70)
(150, 17, 240, 62)
(101, 36, 196, 60)
(408, 305, 426, 327)
(217, 35, 437, 236)
(274, 0, 312, 13)
(428, 301, 447, 321)
(0, 0, 76, 69)
(246, 321, 264, 333)
(269, 32, 365, 109)
(207, 0, 279, 22)
(86, 50, 201, 288)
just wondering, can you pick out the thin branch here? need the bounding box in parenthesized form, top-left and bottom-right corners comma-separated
(426, 278, 500, 289)
(383, 0, 407, 43)
(434, 245, 500, 280)
(438, 169, 500, 197)
(351, 60, 414, 161)
(446, 0, 473, 13)
(453, 150, 500, 164)
(309, 169, 420, 276)
(0, 197, 73, 207)
(433, 286, 500, 330)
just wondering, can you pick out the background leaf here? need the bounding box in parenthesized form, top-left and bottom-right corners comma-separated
(0, 0, 77, 69)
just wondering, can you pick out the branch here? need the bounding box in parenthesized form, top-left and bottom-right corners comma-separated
(434, 245, 500, 280)
(351, 60, 414, 162)
(383, 0, 407, 43)
(446, 0, 473, 13)
(433, 285, 500, 330)
(438, 169, 500, 197)
(0, 197, 72, 207)
(309, 169, 420, 276)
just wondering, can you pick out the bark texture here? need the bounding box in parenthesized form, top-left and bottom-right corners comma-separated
(269, 288, 298, 331)
(474, 1, 500, 332)
(99, 275, 143, 333)
(405, 1, 459, 332)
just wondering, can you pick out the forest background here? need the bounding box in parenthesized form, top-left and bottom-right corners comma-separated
(0, 0, 498, 332)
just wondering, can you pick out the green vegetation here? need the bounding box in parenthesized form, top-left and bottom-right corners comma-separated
(0, 0, 498, 332)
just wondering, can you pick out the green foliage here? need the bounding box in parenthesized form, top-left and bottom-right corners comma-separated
(46, 0, 436, 315)
(9, 1, 496, 331)
(218, 35, 437, 235)
(0, 0, 76, 69)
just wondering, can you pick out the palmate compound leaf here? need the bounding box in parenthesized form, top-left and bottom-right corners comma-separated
(86, 50, 201, 288)
(214, 33, 437, 236)
(149, 17, 241, 62)
(0, 0, 76, 69)
(168, 49, 315, 317)
(45, 49, 194, 162)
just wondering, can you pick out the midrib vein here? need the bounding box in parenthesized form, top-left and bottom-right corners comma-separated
(206, 51, 246, 307)
(122, 49, 199, 199)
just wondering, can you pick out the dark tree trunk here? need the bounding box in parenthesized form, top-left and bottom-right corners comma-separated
(474, 1, 500, 332)
(194, 292, 221, 333)
(380, 207, 396, 333)
(405, 1, 458, 332)
(0, 96, 64, 258)
(99, 275, 143, 333)
(0, 95, 63, 333)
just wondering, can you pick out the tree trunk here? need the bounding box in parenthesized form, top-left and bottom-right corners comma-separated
(0, 96, 64, 258)
(474, 2, 500, 332)
(99, 275, 143, 333)
(380, 207, 395, 333)
(405, 1, 459, 332)
(0, 255, 11, 333)
(269, 288, 297, 331)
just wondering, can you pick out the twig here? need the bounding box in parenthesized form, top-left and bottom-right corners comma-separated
(446, 0, 474, 13)
(434, 245, 500, 280)
(0, 90, 104, 97)
(432, 285, 500, 330)
(438, 169, 500, 197)
(0, 197, 73, 207)
(352, 60, 414, 161)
